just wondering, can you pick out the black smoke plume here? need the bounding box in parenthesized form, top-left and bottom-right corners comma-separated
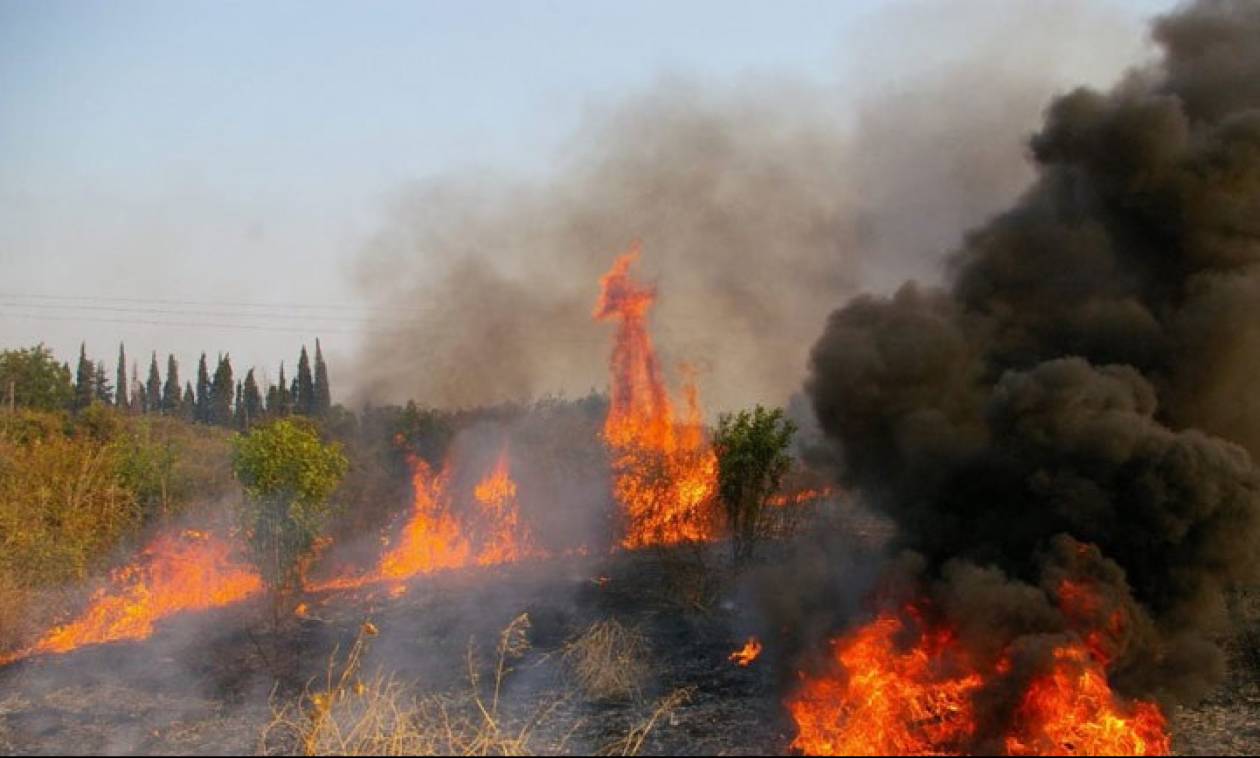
(803, 0, 1260, 710)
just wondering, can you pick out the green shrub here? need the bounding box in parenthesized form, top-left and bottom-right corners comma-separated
(232, 418, 348, 594)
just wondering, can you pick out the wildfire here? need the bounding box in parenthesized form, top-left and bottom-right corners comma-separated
(311, 449, 540, 593)
(0, 530, 261, 665)
(730, 636, 764, 667)
(593, 246, 719, 549)
(788, 610, 984, 755)
(787, 594, 1170, 756)
(767, 487, 834, 508)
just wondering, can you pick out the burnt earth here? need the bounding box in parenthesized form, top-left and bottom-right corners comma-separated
(0, 504, 1257, 755)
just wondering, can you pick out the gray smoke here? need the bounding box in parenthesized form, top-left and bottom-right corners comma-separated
(350, 0, 1145, 413)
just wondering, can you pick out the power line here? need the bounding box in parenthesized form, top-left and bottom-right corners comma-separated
(0, 298, 427, 325)
(0, 309, 412, 337)
(0, 291, 439, 315)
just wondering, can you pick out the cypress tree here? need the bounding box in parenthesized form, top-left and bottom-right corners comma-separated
(296, 345, 314, 415)
(162, 354, 182, 413)
(234, 381, 245, 430)
(195, 353, 211, 423)
(146, 353, 162, 415)
(313, 339, 331, 417)
(243, 369, 263, 428)
(131, 361, 144, 412)
(181, 382, 196, 421)
(74, 343, 94, 411)
(276, 363, 291, 417)
(115, 343, 129, 410)
(94, 361, 112, 405)
(210, 354, 234, 426)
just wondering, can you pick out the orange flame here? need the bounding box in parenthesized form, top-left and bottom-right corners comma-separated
(1, 530, 261, 665)
(767, 487, 835, 508)
(730, 636, 764, 667)
(788, 611, 984, 755)
(594, 246, 719, 548)
(312, 449, 540, 593)
(377, 455, 471, 580)
(1004, 645, 1170, 756)
(787, 593, 1170, 756)
(472, 448, 538, 566)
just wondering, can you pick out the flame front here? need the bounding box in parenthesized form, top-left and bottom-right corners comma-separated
(472, 448, 537, 566)
(787, 597, 1170, 756)
(314, 449, 540, 592)
(730, 636, 764, 667)
(788, 611, 984, 756)
(593, 246, 719, 549)
(377, 455, 471, 580)
(1, 530, 261, 665)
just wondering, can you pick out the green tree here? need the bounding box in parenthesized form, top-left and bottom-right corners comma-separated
(94, 361, 112, 405)
(210, 354, 234, 426)
(195, 352, 211, 423)
(131, 361, 146, 412)
(74, 343, 94, 411)
(274, 363, 292, 417)
(296, 346, 314, 416)
(242, 369, 263, 428)
(714, 405, 796, 564)
(232, 418, 347, 595)
(0, 344, 74, 411)
(181, 382, 196, 421)
(313, 339, 331, 417)
(115, 343, 129, 410)
(146, 353, 162, 415)
(162, 354, 182, 413)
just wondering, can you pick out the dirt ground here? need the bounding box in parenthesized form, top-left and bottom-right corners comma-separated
(1, 508, 1258, 756)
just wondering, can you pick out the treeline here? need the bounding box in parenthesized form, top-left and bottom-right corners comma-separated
(1, 340, 333, 430)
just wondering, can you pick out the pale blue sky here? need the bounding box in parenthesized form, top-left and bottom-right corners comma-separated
(0, 0, 1176, 396)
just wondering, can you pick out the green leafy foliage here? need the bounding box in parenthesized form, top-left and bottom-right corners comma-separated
(0, 344, 73, 411)
(714, 405, 796, 563)
(232, 418, 348, 592)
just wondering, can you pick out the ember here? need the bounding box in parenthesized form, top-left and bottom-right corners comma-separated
(730, 637, 763, 667)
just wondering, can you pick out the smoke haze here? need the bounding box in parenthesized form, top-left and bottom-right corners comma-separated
(351, 0, 1152, 414)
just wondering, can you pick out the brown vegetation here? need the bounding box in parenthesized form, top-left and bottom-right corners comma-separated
(561, 618, 652, 703)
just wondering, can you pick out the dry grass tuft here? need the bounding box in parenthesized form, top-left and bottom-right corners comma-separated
(262, 614, 573, 756)
(561, 618, 652, 702)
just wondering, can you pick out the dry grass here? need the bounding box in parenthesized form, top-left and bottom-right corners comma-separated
(0, 573, 30, 656)
(262, 615, 575, 756)
(561, 618, 652, 702)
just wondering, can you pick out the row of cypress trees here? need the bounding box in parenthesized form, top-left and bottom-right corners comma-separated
(72, 340, 332, 429)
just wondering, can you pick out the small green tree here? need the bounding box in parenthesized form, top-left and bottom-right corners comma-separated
(0, 344, 74, 411)
(313, 339, 332, 417)
(714, 405, 796, 564)
(146, 353, 162, 415)
(232, 419, 347, 596)
(74, 343, 94, 411)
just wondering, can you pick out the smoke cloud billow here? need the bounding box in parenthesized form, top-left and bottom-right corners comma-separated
(351, 0, 1145, 413)
(805, 0, 1260, 705)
